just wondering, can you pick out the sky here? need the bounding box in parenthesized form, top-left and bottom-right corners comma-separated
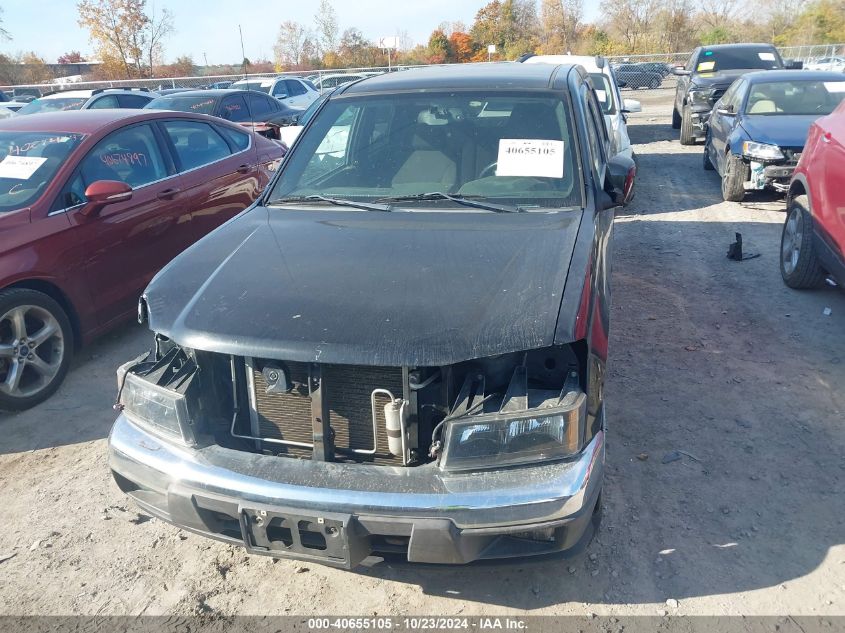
(1, 0, 603, 65)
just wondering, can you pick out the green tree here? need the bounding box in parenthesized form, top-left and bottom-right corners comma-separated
(427, 29, 453, 63)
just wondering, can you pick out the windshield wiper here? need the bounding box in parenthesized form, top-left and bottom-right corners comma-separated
(376, 192, 524, 213)
(268, 195, 392, 212)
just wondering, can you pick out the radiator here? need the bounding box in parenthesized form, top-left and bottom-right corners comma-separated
(250, 361, 405, 465)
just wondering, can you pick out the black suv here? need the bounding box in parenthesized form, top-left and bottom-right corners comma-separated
(110, 63, 635, 568)
(672, 43, 798, 145)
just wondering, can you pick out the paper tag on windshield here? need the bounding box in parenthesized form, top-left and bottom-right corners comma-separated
(824, 81, 845, 93)
(595, 89, 607, 103)
(0, 155, 47, 180)
(758, 52, 776, 61)
(496, 139, 564, 178)
(697, 61, 716, 72)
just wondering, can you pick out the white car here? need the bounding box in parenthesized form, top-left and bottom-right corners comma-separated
(805, 56, 845, 72)
(14, 88, 156, 115)
(314, 73, 367, 91)
(231, 76, 319, 109)
(521, 54, 641, 162)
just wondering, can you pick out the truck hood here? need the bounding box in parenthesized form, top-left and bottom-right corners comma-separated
(740, 115, 817, 149)
(144, 205, 585, 366)
(691, 69, 752, 90)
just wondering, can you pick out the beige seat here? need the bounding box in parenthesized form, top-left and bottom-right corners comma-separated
(391, 114, 457, 192)
(748, 98, 779, 114)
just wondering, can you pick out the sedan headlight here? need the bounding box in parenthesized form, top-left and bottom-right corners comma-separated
(742, 141, 784, 161)
(440, 392, 586, 471)
(116, 348, 198, 445)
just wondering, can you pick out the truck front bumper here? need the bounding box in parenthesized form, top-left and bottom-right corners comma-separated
(108, 413, 605, 569)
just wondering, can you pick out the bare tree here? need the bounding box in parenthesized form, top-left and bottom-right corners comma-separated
(274, 20, 311, 68)
(314, 0, 338, 57)
(145, 4, 174, 77)
(0, 7, 11, 42)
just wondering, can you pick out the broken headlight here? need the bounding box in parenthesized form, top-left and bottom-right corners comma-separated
(688, 87, 710, 106)
(742, 141, 784, 161)
(440, 391, 586, 472)
(116, 345, 199, 445)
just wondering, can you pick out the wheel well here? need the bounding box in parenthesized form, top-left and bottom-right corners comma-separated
(4, 279, 82, 349)
(788, 181, 807, 207)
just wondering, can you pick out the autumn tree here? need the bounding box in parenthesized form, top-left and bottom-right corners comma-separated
(19, 52, 52, 83)
(540, 0, 583, 53)
(58, 51, 87, 64)
(779, 0, 845, 44)
(77, 0, 173, 78)
(426, 29, 453, 63)
(449, 32, 477, 62)
(337, 28, 380, 67)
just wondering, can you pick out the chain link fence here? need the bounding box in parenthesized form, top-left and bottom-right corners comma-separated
(0, 65, 438, 100)
(2, 45, 843, 101)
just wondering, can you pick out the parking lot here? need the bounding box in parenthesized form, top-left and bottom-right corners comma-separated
(0, 91, 843, 617)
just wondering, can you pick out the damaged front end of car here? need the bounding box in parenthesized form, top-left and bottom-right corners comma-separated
(741, 141, 800, 193)
(111, 328, 605, 568)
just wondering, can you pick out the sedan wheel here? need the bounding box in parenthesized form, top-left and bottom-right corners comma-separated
(0, 289, 73, 410)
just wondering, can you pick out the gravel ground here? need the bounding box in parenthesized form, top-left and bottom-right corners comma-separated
(1, 91, 844, 618)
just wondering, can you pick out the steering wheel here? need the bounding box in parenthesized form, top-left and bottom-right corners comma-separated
(479, 161, 498, 179)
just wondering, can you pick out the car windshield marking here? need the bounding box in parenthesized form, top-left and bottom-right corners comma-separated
(376, 192, 524, 213)
(269, 194, 392, 212)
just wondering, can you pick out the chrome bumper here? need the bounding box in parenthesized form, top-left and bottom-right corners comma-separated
(108, 413, 604, 567)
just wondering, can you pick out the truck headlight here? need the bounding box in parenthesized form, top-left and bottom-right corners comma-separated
(688, 88, 710, 105)
(116, 347, 198, 445)
(742, 141, 784, 161)
(440, 393, 586, 471)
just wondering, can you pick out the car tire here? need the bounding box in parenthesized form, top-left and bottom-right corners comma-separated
(672, 106, 681, 129)
(721, 153, 747, 202)
(780, 196, 827, 289)
(649, 77, 661, 89)
(0, 288, 73, 411)
(703, 145, 714, 170)
(679, 105, 696, 145)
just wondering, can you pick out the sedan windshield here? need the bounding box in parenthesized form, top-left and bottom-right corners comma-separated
(0, 131, 85, 212)
(745, 80, 845, 116)
(145, 95, 218, 114)
(268, 91, 581, 210)
(17, 97, 88, 115)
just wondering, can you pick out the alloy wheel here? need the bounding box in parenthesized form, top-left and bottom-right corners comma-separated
(782, 206, 803, 276)
(0, 304, 65, 399)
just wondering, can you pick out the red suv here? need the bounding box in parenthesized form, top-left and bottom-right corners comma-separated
(782, 99, 845, 290)
(0, 109, 284, 410)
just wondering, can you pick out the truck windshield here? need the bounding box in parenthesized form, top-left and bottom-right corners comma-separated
(744, 79, 845, 116)
(0, 131, 85, 213)
(696, 48, 782, 73)
(269, 91, 582, 210)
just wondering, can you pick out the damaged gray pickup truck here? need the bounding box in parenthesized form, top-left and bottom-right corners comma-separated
(109, 63, 635, 568)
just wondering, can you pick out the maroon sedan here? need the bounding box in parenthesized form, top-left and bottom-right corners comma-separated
(0, 109, 285, 410)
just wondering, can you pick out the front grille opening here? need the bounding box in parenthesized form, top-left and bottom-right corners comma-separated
(298, 521, 328, 550)
(267, 518, 294, 547)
